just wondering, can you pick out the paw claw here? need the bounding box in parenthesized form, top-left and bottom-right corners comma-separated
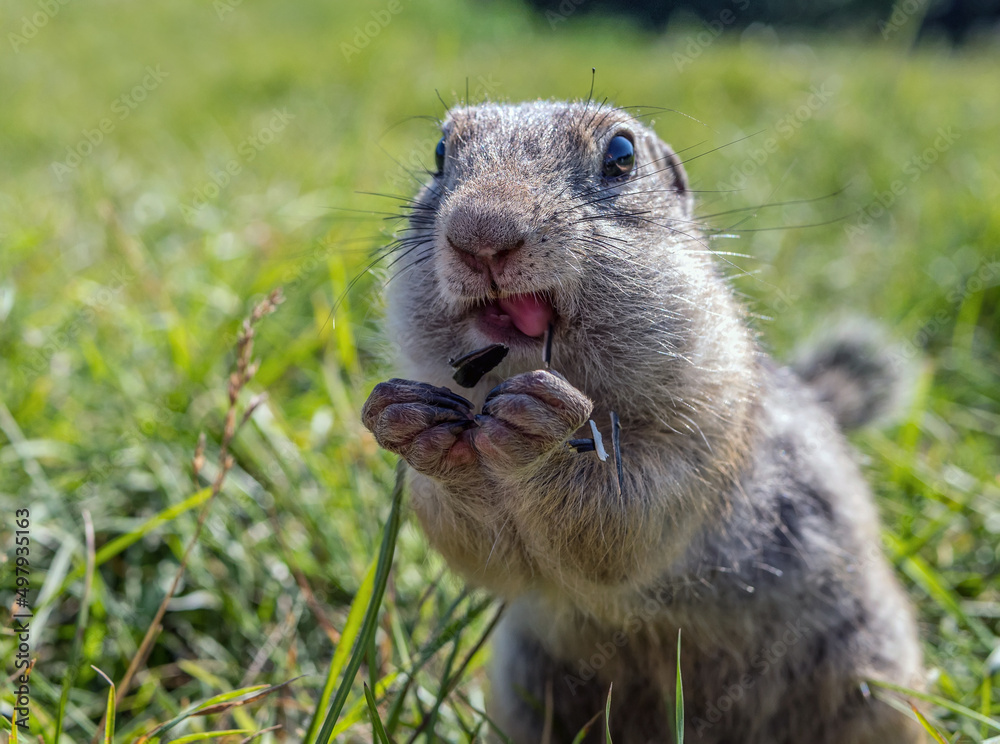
(472, 370, 593, 468)
(361, 378, 476, 476)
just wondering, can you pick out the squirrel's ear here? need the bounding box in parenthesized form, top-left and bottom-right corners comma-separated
(644, 132, 692, 217)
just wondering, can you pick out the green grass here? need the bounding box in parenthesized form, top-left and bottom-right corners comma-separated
(1, 0, 998, 740)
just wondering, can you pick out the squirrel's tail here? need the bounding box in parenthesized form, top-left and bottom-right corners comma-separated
(792, 322, 910, 431)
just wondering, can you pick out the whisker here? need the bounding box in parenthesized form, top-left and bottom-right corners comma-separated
(696, 190, 846, 221)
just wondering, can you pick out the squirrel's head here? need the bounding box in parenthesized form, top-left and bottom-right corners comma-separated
(385, 100, 749, 424)
(421, 101, 692, 324)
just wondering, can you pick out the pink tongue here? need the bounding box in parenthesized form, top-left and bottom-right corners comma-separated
(498, 294, 553, 338)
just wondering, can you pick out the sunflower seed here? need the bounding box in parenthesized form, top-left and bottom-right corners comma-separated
(542, 322, 554, 369)
(589, 419, 608, 462)
(449, 343, 509, 388)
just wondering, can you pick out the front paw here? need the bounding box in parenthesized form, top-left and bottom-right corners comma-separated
(362, 379, 477, 476)
(473, 370, 593, 469)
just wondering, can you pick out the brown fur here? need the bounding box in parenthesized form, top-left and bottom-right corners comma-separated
(362, 100, 924, 742)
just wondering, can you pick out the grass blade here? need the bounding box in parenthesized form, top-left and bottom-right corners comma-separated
(910, 703, 949, 744)
(312, 460, 406, 744)
(137, 680, 297, 742)
(91, 666, 116, 744)
(571, 710, 604, 744)
(363, 683, 390, 744)
(190, 678, 301, 716)
(605, 684, 614, 744)
(326, 672, 399, 739)
(238, 726, 282, 743)
(383, 594, 493, 735)
(984, 670, 994, 741)
(170, 731, 252, 743)
(304, 559, 377, 742)
(896, 549, 995, 648)
(402, 603, 505, 744)
(55, 510, 96, 743)
(869, 679, 1000, 732)
(675, 629, 684, 744)
(456, 691, 514, 744)
(54, 487, 213, 601)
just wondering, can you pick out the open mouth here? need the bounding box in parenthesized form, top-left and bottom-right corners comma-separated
(475, 292, 555, 340)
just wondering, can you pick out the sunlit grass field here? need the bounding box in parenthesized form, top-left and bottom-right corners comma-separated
(1, 0, 999, 740)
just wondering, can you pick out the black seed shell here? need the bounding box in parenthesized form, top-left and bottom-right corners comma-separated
(449, 343, 509, 388)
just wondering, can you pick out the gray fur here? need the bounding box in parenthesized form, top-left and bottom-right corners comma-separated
(362, 100, 923, 743)
(793, 321, 910, 430)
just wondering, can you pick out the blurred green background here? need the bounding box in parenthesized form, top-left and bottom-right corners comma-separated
(1, 0, 998, 741)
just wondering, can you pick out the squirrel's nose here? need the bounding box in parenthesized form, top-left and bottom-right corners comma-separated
(443, 186, 531, 276)
(447, 234, 526, 275)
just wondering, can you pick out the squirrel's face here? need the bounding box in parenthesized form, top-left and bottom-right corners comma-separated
(388, 101, 703, 397)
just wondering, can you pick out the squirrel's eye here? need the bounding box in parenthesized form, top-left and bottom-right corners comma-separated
(434, 137, 446, 175)
(602, 135, 635, 179)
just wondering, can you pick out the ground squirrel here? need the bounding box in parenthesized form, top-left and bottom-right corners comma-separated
(361, 100, 924, 743)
